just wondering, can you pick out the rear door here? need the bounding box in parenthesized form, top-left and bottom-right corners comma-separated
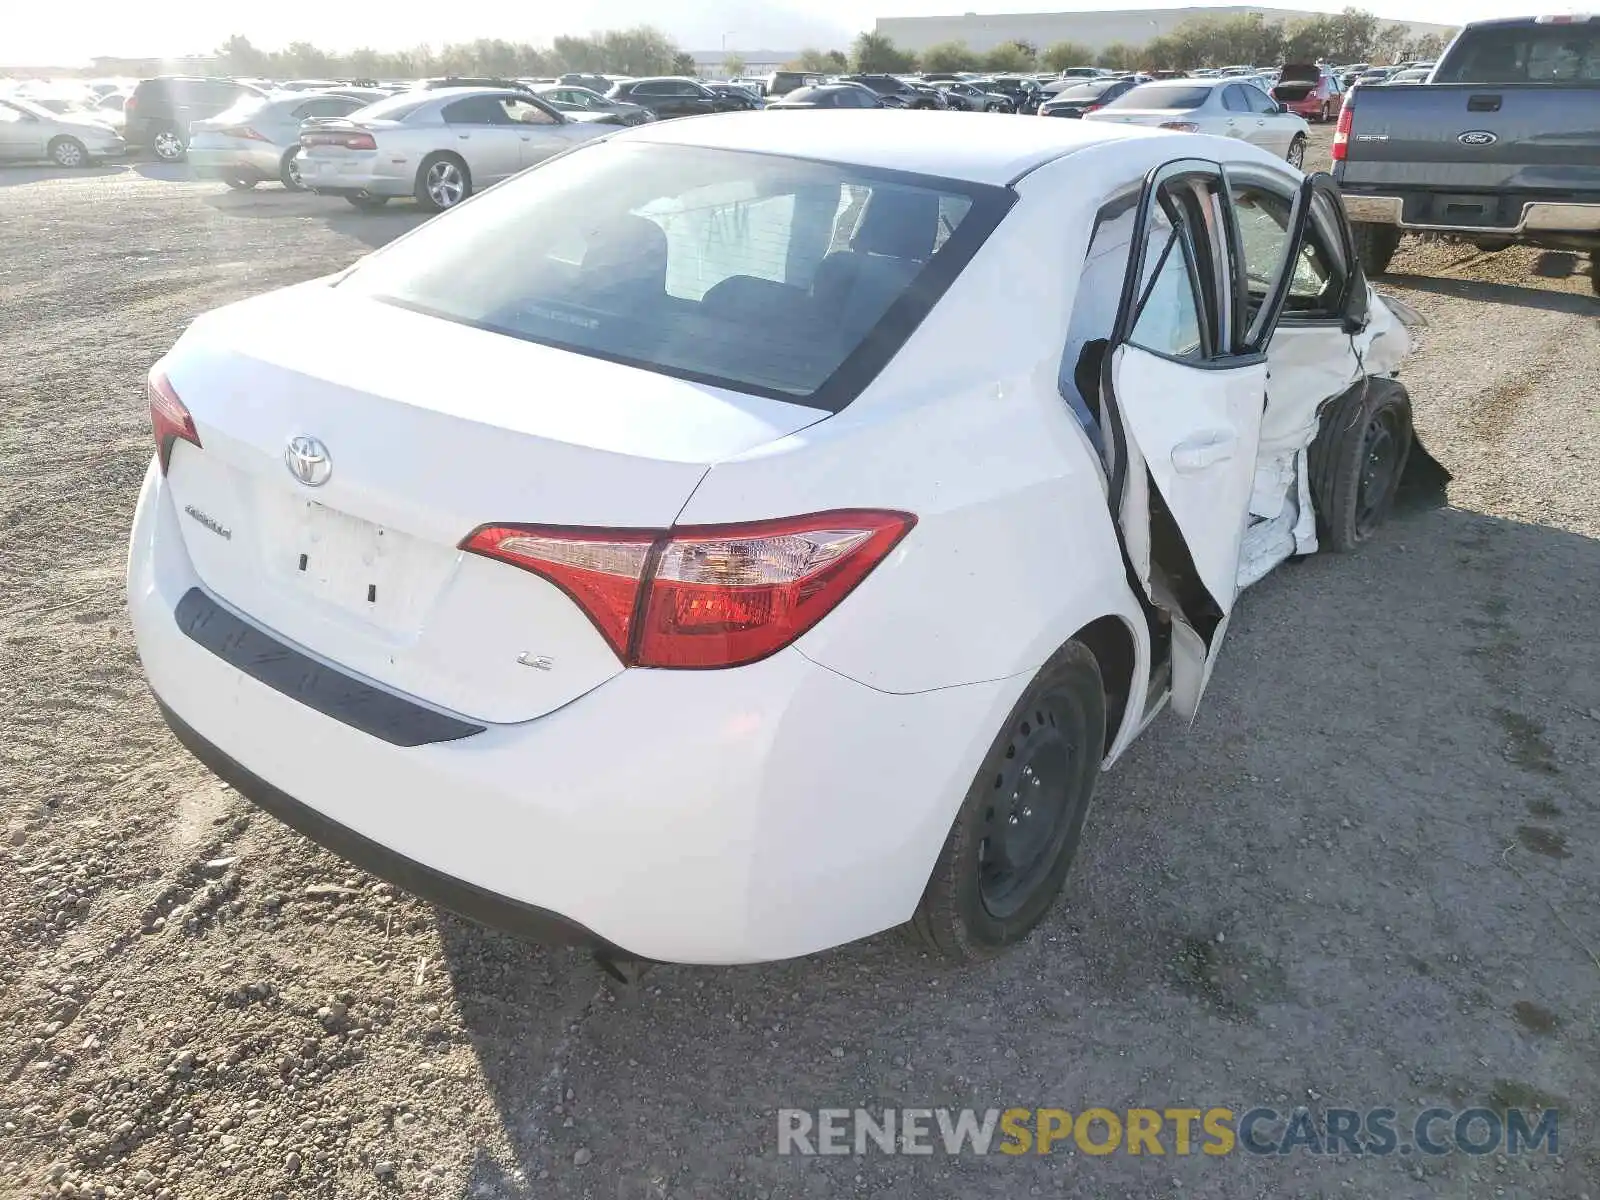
(500, 96, 590, 167)
(1100, 158, 1309, 717)
(440, 95, 522, 183)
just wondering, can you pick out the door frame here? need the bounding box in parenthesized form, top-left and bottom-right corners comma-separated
(1096, 156, 1315, 709)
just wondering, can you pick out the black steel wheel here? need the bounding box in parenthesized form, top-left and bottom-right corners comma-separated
(911, 642, 1106, 960)
(1308, 377, 1415, 552)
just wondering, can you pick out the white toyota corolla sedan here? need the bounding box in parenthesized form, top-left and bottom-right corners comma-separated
(129, 112, 1425, 967)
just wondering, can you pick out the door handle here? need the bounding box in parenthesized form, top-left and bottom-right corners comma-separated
(1171, 432, 1237, 473)
(1467, 94, 1501, 112)
(458, 133, 470, 139)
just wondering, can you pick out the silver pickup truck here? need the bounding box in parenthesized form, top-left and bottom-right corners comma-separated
(1332, 14, 1600, 294)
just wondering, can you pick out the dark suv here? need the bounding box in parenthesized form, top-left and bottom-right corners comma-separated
(124, 76, 269, 162)
(606, 77, 749, 119)
(836, 74, 942, 109)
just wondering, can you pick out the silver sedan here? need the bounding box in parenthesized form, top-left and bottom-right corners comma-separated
(0, 97, 125, 167)
(188, 92, 384, 190)
(297, 88, 617, 212)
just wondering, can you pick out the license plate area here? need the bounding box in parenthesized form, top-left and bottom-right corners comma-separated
(277, 499, 424, 628)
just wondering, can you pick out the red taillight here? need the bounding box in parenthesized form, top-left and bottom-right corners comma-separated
(148, 371, 200, 473)
(1084, 104, 1103, 113)
(1159, 120, 1200, 133)
(221, 125, 270, 142)
(462, 510, 916, 669)
(1332, 101, 1354, 161)
(301, 130, 377, 150)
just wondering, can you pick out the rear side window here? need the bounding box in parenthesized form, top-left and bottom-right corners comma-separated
(338, 143, 1011, 409)
(1111, 85, 1211, 110)
(1436, 23, 1600, 83)
(295, 97, 362, 120)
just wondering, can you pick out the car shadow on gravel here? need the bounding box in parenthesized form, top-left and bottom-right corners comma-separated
(432, 502, 1599, 1198)
(0, 164, 128, 187)
(1381, 271, 1599, 315)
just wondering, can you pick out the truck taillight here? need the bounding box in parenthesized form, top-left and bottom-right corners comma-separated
(462, 511, 916, 668)
(148, 371, 200, 473)
(1331, 101, 1354, 161)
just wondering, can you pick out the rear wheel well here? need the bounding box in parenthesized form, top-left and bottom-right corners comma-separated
(1073, 616, 1136, 756)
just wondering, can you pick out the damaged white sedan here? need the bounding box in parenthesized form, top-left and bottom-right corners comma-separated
(129, 113, 1432, 967)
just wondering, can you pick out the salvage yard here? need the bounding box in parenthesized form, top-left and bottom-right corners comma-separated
(2, 127, 1598, 1199)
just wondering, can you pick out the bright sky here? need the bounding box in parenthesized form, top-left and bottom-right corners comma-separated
(5, 0, 1542, 66)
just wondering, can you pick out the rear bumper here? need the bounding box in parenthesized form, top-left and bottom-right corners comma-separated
(187, 145, 284, 180)
(1339, 190, 1600, 236)
(127, 461, 1018, 964)
(300, 154, 412, 198)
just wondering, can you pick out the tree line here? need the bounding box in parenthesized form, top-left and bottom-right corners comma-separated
(209, 7, 1450, 85)
(213, 29, 697, 81)
(834, 8, 1451, 77)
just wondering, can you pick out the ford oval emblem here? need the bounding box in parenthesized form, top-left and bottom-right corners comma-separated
(1457, 130, 1498, 146)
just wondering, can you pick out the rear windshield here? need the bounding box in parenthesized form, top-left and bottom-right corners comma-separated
(338, 142, 1008, 409)
(1435, 23, 1600, 83)
(1052, 82, 1115, 100)
(346, 93, 433, 121)
(1108, 84, 1211, 109)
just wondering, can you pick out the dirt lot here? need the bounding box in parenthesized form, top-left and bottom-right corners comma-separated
(2, 126, 1598, 1200)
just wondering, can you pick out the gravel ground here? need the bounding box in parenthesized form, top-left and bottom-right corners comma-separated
(2, 129, 1597, 1200)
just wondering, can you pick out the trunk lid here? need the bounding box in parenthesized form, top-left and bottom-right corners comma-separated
(159, 284, 825, 724)
(1340, 83, 1600, 193)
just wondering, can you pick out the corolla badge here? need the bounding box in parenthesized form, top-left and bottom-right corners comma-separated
(285, 435, 332, 487)
(1457, 130, 1498, 146)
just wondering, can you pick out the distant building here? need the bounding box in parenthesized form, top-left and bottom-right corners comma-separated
(874, 7, 1453, 55)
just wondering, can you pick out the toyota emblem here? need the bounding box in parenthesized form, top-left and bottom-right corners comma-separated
(285, 435, 332, 487)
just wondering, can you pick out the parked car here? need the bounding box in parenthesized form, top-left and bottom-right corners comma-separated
(0, 96, 125, 166)
(530, 84, 655, 126)
(934, 80, 1013, 112)
(556, 72, 615, 95)
(1334, 13, 1600, 293)
(1037, 76, 1140, 117)
(189, 92, 376, 191)
(1270, 63, 1344, 122)
(606, 77, 750, 119)
(1085, 79, 1311, 168)
(978, 75, 1048, 114)
(297, 88, 613, 212)
(705, 82, 765, 110)
(1383, 68, 1433, 84)
(836, 74, 942, 108)
(764, 70, 823, 97)
(131, 111, 1425, 967)
(765, 84, 884, 109)
(123, 77, 270, 162)
(91, 91, 129, 131)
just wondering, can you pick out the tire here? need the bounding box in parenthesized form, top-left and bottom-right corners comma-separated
(415, 153, 470, 212)
(911, 642, 1106, 961)
(151, 125, 186, 162)
(343, 194, 389, 210)
(279, 149, 305, 191)
(1319, 100, 1331, 123)
(222, 176, 256, 191)
(1307, 377, 1415, 553)
(1590, 254, 1599, 297)
(1286, 134, 1307, 170)
(1351, 221, 1403, 276)
(48, 137, 88, 169)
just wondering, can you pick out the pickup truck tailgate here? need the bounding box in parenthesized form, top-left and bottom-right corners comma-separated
(1339, 84, 1600, 193)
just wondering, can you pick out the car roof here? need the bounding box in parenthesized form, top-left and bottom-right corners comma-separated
(613, 109, 1173, 186)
